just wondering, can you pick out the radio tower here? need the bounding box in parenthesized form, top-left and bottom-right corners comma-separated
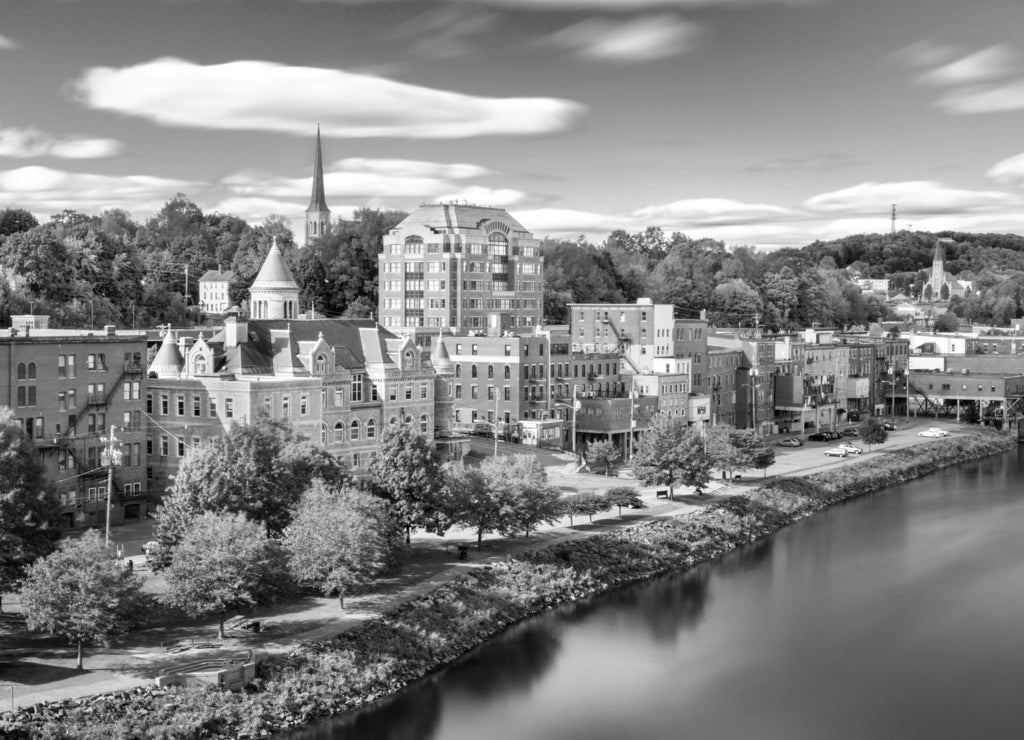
(891, 204, 897, 235)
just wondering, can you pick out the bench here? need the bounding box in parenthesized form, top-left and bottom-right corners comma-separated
(656, 489, 669, 499)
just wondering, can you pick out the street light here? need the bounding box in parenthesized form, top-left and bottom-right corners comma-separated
(99, 425, 123, 549)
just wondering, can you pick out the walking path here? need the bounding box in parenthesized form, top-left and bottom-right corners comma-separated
(0, 419, 953, 711)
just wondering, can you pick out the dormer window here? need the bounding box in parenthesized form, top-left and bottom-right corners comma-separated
(194, 357, 207, 375)
(315, 354, 327, 373)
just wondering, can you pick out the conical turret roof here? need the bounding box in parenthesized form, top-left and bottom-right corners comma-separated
(306, 126, 330, 215)
(431, 333, 453, 372)
(150, 329, 184, 378)
(251, 237, 299, 289)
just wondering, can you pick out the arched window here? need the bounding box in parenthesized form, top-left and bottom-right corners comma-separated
(27, 363, 35, 379)
(420, 415, 429, 434)
(471, 365, 478, 378)
(405, 235, 423, 246)
(350, 420, 360, 441)
(16, 363, 25, 380)
(366, 419, 376, 439)
(194, 357, 207, 375)
(504, 365, 511, 380)
(455, 365, 462, 378)
(488, 231, 508, 256)
(488, 365, 494, 379)
(334, 421, 345, 443)
(320, 423, 327, 444)
(315, 354, 327, 373)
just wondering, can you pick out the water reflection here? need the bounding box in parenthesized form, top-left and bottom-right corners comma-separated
(442, 620, 561, 699)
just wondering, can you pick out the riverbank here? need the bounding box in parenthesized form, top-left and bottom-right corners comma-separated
(1, 431, 1014, 740)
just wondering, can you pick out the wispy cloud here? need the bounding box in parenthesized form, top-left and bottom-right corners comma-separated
(0, 125, 123, 159)
(920, 44, 1017, 86)
(71, 57, 584, 139)
(0, 34, 16, 50)
(0, 165, 199, 215)
(802, 181, 1016, 215)
(986, 151, 1024, 185)
(545, 14, 702, 62)
(894, 39, 961, 69)
(337, 158, 493, 180)
(746, 153, 864, 173)
(937, 81, 1024, 114)
(313, 0, 815, 9)
(390, 6, 498, 59)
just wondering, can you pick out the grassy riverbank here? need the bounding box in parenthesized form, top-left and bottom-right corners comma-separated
(1, 432, 1014, 740)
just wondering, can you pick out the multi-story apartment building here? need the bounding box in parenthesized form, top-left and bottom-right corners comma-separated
(569, 298, 675, 375)
(198, 268, 234, 314)
(0, 315, 148, 529)
(378, 204, 544, 339)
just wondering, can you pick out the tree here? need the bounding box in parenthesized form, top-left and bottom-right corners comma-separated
(0, 408, 60, 612)
(933, 311, 960, 332)
(154, 414, 348, 555)
(283, 480, 402, 607)
(20, 531, 147, 669)
(962, 402, 981, 425)
(604, 486, 644, 517)
(163, 512, 290, 639)
(368, 423, 444, 543)
(630, 414, 712, 498)
(585, 439, 619, 475)
(0, 208, 39, 236)
(705, 424, 745, 479)
(748, 439, 777, 477)
(861, 417, 888, 449)
(561, 491, 610, 525)
(444, 464, 508, 546)
(479, 455, 561, 538)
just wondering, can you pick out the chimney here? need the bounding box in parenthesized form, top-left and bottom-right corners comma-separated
(224, 315, 248, 349)
(105, 324, 116, 336)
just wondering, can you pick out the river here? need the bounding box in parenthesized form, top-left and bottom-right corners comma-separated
(282, 448, 1024, 740)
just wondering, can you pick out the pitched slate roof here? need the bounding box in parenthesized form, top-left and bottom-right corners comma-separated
(198, 269, 234, 282)
(251, 238, 298, 290)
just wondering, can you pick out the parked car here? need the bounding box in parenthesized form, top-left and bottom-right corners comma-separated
(776, 437, 804, 447)
(824, 447, 849, 457)
(807, 432, 831, 442)
(847, 412, 861, 422)
(918, 427, 950, 438)
(840, 428, 859, 437)
(838, 442, 862, 454)
(883, 421, 897, 430)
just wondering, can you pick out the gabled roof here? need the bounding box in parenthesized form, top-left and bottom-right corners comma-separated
(235, 319, 396, 373)
(251, 238, 298, 290)
(199, 269, 234, 282)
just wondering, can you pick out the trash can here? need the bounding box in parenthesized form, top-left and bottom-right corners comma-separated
(457, 544, 468, 561)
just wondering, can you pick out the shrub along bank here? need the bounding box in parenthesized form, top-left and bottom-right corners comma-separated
(1, 432, 1014, 740)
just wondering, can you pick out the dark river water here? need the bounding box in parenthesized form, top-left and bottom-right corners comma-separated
(283, 448, 1024, 740)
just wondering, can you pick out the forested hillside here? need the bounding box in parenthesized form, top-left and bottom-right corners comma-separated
(4, 198, 1024, 331)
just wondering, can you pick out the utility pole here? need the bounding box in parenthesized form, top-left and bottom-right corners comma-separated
(101, 425, 122, 549)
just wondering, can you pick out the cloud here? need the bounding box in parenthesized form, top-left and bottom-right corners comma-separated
(745, 153, 864, 173)
(389, 6, 498, 59)
(314, 0, 814, 9)
(545, 14, 702, 62)
(936, 80, 1024, 114)
(986, 152, 1024, 185)
(0, 34, 16, 50)
(894, 39, 961, 69)
(0, 125, 123, 159)
(434, 186, 527, 207)
(919, 45, 1017, 86)
(0, 165, 200, 215)
(72, 57, 584, 139)
(803, 181, 1017, 216)
(337, 158, 492, 180)
(632, 197, 792, 225)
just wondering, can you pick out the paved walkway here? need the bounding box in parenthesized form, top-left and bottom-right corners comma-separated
(0, 418, 957, 711)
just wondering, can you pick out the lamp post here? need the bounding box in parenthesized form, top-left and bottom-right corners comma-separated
(100, 425, 123, 549)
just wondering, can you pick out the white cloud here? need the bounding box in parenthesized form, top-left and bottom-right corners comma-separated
(0, 165, 199, 215)
(337, 158, 492, 180)
(316, 0, 814, 9)
(920, 45, 1017, 86)
(545, 14, 701, 62)
(632, 197, 792, 225)
(745, 153, 864, 173)
(435, 186, 527, 207)
(72, 57, 584, 139)
(0, 34, 16, 50)
(987, 152, 1024, 185)
(936, 80, 1024, 114)
(0, 125, 123, 159)
(389, 6, 498, 59)
(895, 39, 961, 69)
(802, 181, 1017, 216)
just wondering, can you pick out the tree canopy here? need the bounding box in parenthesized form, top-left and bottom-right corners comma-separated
(368, 423, 444, 542)
(631, 414, 712, 498)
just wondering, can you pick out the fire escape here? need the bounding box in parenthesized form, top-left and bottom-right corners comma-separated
(601, 320, 641, 375)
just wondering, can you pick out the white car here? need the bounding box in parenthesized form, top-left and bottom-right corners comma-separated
(918, 428, 950, 438)
(838, 442, 862, 454)
(824, 447, 849, 457)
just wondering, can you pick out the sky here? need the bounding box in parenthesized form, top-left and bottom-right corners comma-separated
(5, 0, 1024, 249)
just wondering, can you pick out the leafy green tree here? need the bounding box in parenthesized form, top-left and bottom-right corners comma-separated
(748, 438, 777, 477)
(861, 417, 888, 449)
(631, 414, 711, 498)
(444, 464, 508, 546)
(0, 226, 74, 301)
(962, 402, 981, 425)
(21, 531, 147, 669)
(478, 455, 561, 538)
(0, 408, 60, 612)
(163, 512, 290, 639)
(933, 311, 960, 332)
(154, 415, 349, 554)
(0, 208, 39, 236)
(585, 439, 619, 475)
(561, 491, 610, 525)
(283, 480, 402, 607)
(604, 486, 644, 517)
(368, 423, 444, 543)
(705, 424, 745, 479)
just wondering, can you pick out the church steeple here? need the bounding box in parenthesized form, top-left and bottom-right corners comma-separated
(304, 126, 331, 247)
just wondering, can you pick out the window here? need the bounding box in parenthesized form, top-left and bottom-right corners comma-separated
(316, 354, 327, 373)
(146, 437, 153, 455)
(367, 419, 376, 439)
(176, 395, 185, 416)
(471, 365, 478, 378)
(420, 382, 428, 399)
(209, 397, 217, 417)
(350, 420, 360, 441)
(471, 385, 479, 400)
(352, 452, 361, 469)
(488, 365, 494, 379)
(352, 374, 363, 402)
(405, 384, 412, 400)
(282, 396, 291, 416)
(504, 365, 511, 380)
(472, 344, 478, 355)
(160, 436, 169, 457)
(192, 396, 201, 417)
(420, 415, 429, 434)
(177, 440, 185, 457)
(58, 392, 67, 412)
(16, 363, 25, 380)
(160, 394, 169, 415)
(334, 421, 345, 443)
(87, 354, 96, 371)
(225, 398, 234, 418)
(300, 394, 308, 415)
(504, 386, 511, 401)
(456, 365, 462, 378)
(321, 424, 327, 444)
(455, 385, 462, 399)
(146, 393, 153, 413)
